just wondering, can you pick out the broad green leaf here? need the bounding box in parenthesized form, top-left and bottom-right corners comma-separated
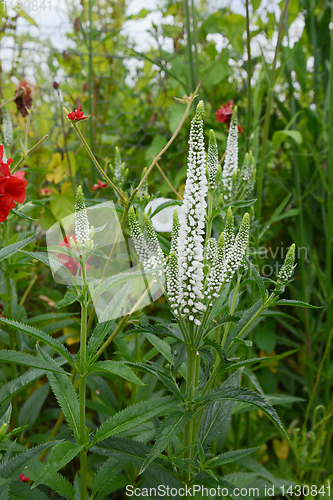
(272, 129, 303, 149)
(205, 447, 259, 467)
(0, 233, 37, 262)
(87, 361, 145, 386)
(143, 332, 174, 364)
(18, 383, 49, 429)
(92, 396, 176, 445)
(139, 410, 193, 474)
(197, 387, 287, 438)
(37, 347, 80, 443)
(91, 457, 125, 499)
(0, 349, 69, 374)
(198, 370, 242, 450)
(0, 317, 74, 367)
(8, 482, 50, 500)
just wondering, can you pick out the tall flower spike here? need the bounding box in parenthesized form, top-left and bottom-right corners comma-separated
(128, 206, 148, 264)
(206, 233, 225, 302)
(166, 251, 180, 313)
(170, 209, 180, 254)
(114, 146, 122, 182)
(178, 100, 207, 324)
(241, 151, 256, 193)
(222, 107, 239, 197)
(207, 129, 219, 189)
(277, 244, 296, 286)
(224, 212, 250, 282)
(75, 186, 90, 246)
(205, 237, 218, 264)
(2, 108, 13, 147)
(143, 212, 165, 272)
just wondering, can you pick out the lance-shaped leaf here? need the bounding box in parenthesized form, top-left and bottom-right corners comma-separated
(87, 319, 116, 359)
(37, 347, 80, 443)
(0, 441, 59, 480)
(92, 396, 177, 445)
(0, 232, 37, 262)
(139, 410, 193, 474)
(0, 350, 70, 375)
(21, 251, 76, 285)
(0, 369, 44, 406)
(204, 447, 259, 468)
(0, 317, 74, 367)
(91, 457, 126, 499)
(197, 386, 287, 438)
(87, 361, 145, 386)
(25, 459, 74, 500)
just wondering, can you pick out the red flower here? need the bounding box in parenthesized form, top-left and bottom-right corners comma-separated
(14, 81, 33, 117)
(67, 105, 89, 122)
(19, 472, 29, 482)
(215, 100, 243, 133)
(0, 145, 27, 223)
(39, 188, 52, 196)
(57, 234, 90, 275)
(93, 180, 108, 191)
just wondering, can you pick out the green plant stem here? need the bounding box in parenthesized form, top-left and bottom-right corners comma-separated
(19, 274, 37, 306)
(11, 135, 48, 174)
(256, 0, 290, 240)
(245, 0, 252, 152)
(184, 341, 196, 481)
(221, 275, 241, 349)
(88, 0, 94, 158)
(71, 121, 125, 201)
(57, 88, 76, 193)
(0, 93, 21, 109)
(325, 0, 333, 404)
(79, 261, 88, 500)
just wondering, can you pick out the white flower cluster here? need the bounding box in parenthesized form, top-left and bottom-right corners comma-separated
(206, 211, 250, 302)
(240, 151, 256, 193)
(177, 100, 208, 325)
(128, 207, 164, 275)
(222, 108, 239, 197)
(205, 237, 217, 264)
(277, 243, 296, 284)
(75, 186, 92, 249)
(207, 129, 219, 189)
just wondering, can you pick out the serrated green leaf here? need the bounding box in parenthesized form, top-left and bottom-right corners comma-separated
(143, 332, 174, 364)
(205, 447, 259, 467)
(275, 299, 322, 308)
(87, 320, 116, 359)
(56, 291, 80, 309)
(33, 441, 81, 488)
(0, 317, 74, 367)
(198, 386, 287, 438)
(0, 369, 44, 406)
(20, 251, 76, 285)
(92, 396, 176, 445)
(91, 457, 125, 499)
(87, 361, 145, 386)
(0, 349, 69, 374)
(0, 233, 37, 262)
(139, 410, 193, 474)
(0, 442, 59, 480)
(98, 280, 133, 323)
(37, 347, 80, 443)
(25, 460, 74, 500)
